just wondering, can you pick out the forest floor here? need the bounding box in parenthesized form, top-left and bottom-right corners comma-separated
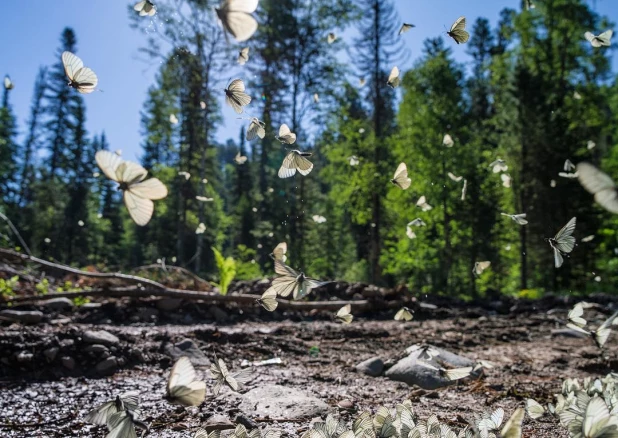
(0, 294, 616, 437)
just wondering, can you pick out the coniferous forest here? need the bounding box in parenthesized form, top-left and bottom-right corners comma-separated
(1, 0, 617, 300)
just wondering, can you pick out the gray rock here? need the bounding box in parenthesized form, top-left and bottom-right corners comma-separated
(61, 356, 75, 370)
(82, 330, 119, 346)
(80, 302, 102, 309)
(96, 356, 118, 375)
(238, 385, 329, 419)
(38, 297, 74, 310)
(84, 344, 109, 355)
(355, 356, 384, 377)
(203, 414, 235, 432)
(43, 347, 59, 362)
(0, 310, 43, 324)
(156, 298, 183, 312)
(385, 346, 476, 390)
(164, 338, 209, 366)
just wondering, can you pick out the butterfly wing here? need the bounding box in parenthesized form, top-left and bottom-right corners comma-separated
(129, 178, 168, 200)
(116, 161, 148, 185)
(553, 247, 564, 268)
(124, 191, 154, 226)
(392, 162, 410, 189)
(294, 153, 314, 176)
(445, 367, 473, 381)
(554, 217, 577, 253)
(73, 67, 98, 93)
(387, 66, 400, 88)
(95, 150, 123, 182)
(62, 51, 83, 82)
(106, 411, 137, 438)
(272, 242, 287, 262)
(167, 357, 205, 406)
(278, 152, 297, 178)
(238, 47, 250, 65)
(526, 399, 546, 419)
(448, 17, 469, 44)
(85, 400, 117, 426)
(218, 7, 258, 42)
(500, 408, 524, 438)
(258, 289, 279, 311)
(278, 124, 297, 144)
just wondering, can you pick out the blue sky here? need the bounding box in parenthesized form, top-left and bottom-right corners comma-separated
(0, 0, 615, 163)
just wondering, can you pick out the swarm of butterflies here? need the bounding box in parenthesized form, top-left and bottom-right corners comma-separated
(522, 373, 618, 438)
(300, 400, 526, 438)
(85, 355, 254, 437)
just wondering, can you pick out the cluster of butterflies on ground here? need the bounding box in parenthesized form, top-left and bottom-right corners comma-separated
(85, 355, 253, 437)
(523, 372, 618, 438)
(566, 301, 618, 349)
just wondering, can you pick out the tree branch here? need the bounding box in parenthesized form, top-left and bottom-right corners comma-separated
(131, 264, 211, 288)
(4, 285, 372, 311)
(0, 248, 166, 290)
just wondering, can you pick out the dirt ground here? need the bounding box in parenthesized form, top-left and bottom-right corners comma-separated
(0, 297, 616, 437)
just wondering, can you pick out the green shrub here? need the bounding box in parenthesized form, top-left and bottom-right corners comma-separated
(212, 247, 236, 295)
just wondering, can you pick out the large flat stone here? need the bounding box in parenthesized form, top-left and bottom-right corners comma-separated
(82, 330, 119, 346)
(355, 356, 384, 377)
(238, 385, 329, 419)
(163, 338, 209, 366)
(0, 310, 43, 324)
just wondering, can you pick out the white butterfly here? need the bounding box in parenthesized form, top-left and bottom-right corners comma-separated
(349, 156, 360, 166)
(327, 32, 337, 44)
(210, 354, 252, 395)
(407, 218, 426, 227)
(501, 212, 528, 225)
(559, 171, 579, 179)
(215, 0, 259, 42)
(489, 159, 508, 173)
(501, 173, 512, 188)
(237, 47, 250, 65)
(550, 179, 557, 187)
(224, 79, 251, 114)
(106, 410, 149, 438)
(169, 114, 179, 124)
(62, 51, 98, 94)
(567, 311, 618, 349)
(276, 124, 296, 144)
(394, 307, 413, 321)
(165, 357, 206, 406)
(335, 304, 353, 324)
(278, 150, 313, 178)
(587, 140, 596, 150)
(3, 75, 13, 90)
(461, 179, 468, 200)
(78, 220, 85, 227)
(448, 172, 462, 182)
(312, 215, 327, 223)
(95, 151, 168, 226)
(271, 242, 287, 263)
(565, 395, 618, 437)
(499, 408, 524, 438)
(473, 261, 491, 276)
(178, 171, 190, 180)
(447, 16, 469, 44)
(85, 392, 140, 427)
(443, 134, 454, 147)
(574, 91, 582, 100)
(359, 77, 366, 87)
(246, 117, 265, 141)
(416, 195, 432, 211)
(547, 217, 576, 268)
(390, 162, 411, 189)
(585, 30, 613, 48)
(576, 162, 618, 214)
(134, 0, 156, 16)
(313, 93, 319, 103)
(477, 407, 505, 433)
(265, 259, 329, 300)
(387, 66, 400, 88)
(398, 23, 415, 35)
(195, 223, 206, 234)
(235, 152, 248, 164)
(581, 235, 595, 243)
(200, 101, 206, 109)
(564, 159, 576, 172)
(525, 399, 546, 420)
(196, 196, 214, 202)
(194, 429, 222, 438)
(257, 288, 278, 312)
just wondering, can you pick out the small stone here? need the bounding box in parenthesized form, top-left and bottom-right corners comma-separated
(209, 306, 229, 322)
(80, 302, 102, 309)
(96, 356, 118, 375)
(234, 414, 258, 429)
(84, 344, 109, 355)
(238, 385, 328, 419)
(82, 330, 120, 346)
(61, 356, 75, 370)
(355, 356, 384, 377)
(156, 298, 183, 312)
(204, 414, 235, 432)
(164, 338, 209, 366)
(337, 399, 354, 409)
(38, 297, 74, 310)
(43, 347, 59, 362)
(0, 310, 43, 324)
(16, 351, 33, 363)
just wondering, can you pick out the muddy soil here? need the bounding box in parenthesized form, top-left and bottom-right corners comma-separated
(0, 297, 616, 437)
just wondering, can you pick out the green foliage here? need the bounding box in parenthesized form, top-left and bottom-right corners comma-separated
(234, 245, 262, 280)
(0, 276, 18, 298)
(211, 247, 236, 296)
(35, 278, 50, 295)
(72, 296, 90, 307)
